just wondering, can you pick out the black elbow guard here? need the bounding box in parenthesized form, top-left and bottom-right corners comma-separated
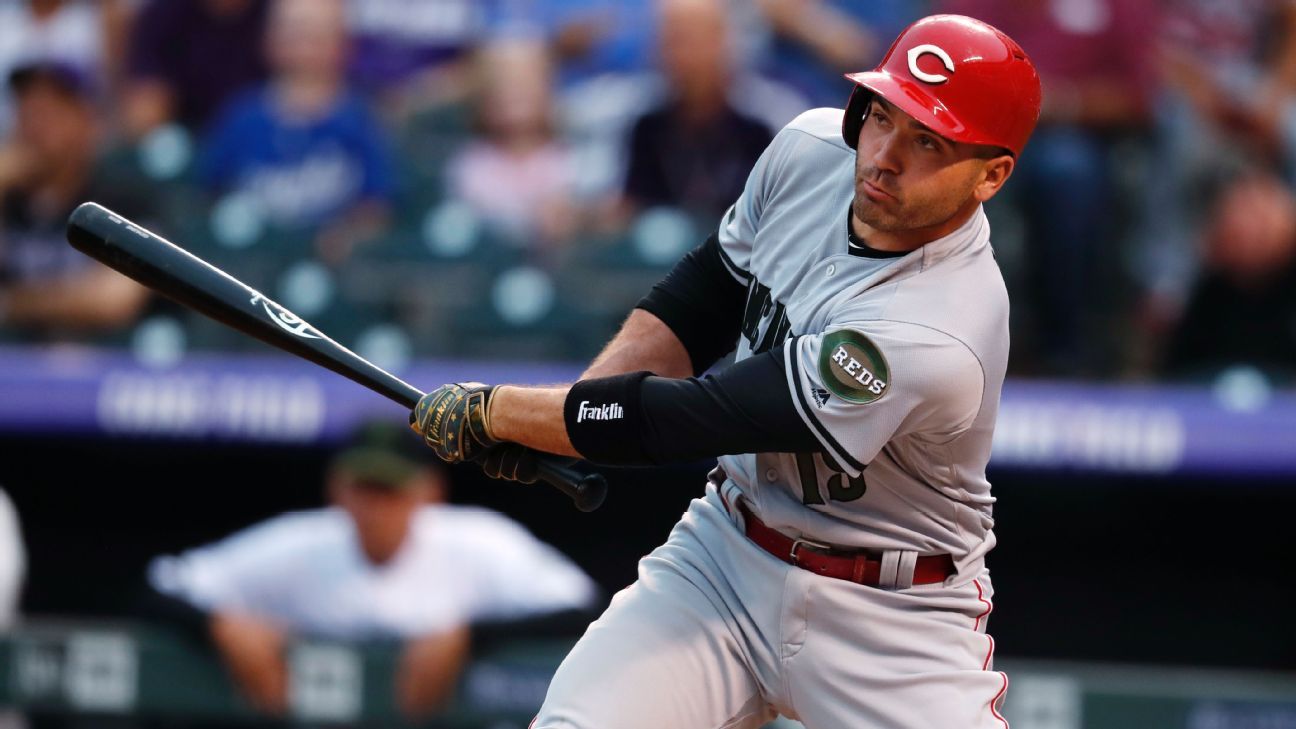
(564, 371, 653, 464)
(561, 347, 822, 467)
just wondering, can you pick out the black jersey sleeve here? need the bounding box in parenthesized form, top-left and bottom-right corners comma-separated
(635, 232, 749, 375)
(564, 342, 821, 465)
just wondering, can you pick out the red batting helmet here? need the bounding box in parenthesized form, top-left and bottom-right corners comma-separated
(842, 14, 1041, 157)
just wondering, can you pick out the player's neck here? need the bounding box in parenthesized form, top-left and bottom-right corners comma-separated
(850, 199, 980, 252)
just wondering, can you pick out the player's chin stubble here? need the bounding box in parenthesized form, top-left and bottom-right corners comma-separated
(854, 172, 972, 234)
(853, 187, 929, 233)
(853, 167, 922, 233)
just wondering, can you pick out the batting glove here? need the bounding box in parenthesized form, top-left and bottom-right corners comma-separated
(410, 383, 499, 464)
(477, 444, 546, 484)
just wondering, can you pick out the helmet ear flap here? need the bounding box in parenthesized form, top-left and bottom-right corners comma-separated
(842, 86, 873, 151)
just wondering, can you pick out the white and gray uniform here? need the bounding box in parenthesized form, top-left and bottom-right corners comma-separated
(150, 505, 598, 640)
(534, 109, 1010, 728)
(0, 489, 23, 631)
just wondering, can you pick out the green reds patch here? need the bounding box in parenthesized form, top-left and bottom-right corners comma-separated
(818, 330, 889, 404)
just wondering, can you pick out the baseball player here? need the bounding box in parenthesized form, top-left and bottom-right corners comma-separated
(412, 14, 1040, 728)
(147, 424, 597, 715)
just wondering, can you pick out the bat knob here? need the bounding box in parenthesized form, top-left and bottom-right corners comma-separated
(537, 460, 608, 512)
(570, 472, 608, 512)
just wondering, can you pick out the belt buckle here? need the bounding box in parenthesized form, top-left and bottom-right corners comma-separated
(788, 536, 832, 567)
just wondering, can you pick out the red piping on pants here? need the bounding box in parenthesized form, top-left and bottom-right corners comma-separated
(974, 579, 1009, 728)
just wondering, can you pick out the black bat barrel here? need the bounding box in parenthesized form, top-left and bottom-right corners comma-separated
(67, 202, 425, 407)
(66, 202, 607, 511)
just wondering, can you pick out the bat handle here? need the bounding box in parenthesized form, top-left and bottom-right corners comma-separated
(537, 459, 608, 512)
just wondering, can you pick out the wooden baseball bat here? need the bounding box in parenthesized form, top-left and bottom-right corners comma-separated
(65, 202, 607, 512)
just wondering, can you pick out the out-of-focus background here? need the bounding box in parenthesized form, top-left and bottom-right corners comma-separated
(0, 0, 1294, 727)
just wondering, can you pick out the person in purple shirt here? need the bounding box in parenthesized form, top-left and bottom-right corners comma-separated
(124, 0, 269, 138)
(199, 0, 394, 264)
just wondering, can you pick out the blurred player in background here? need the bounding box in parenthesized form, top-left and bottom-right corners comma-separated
(0, 487, 23, 632)
(0, 486, 22, 729)
(145, 423, 598, 718)
(0, 487, 22, 726)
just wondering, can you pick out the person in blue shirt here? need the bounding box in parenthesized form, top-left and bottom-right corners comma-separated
(200, 0, 393, 263)
(759, 0, 926, 107)
(532, 0, 657, 87)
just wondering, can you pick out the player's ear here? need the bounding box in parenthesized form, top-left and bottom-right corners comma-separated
(973, 154, 1015, 203)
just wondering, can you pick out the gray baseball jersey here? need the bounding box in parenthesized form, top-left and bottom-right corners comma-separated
(715, 107, 1008, 574)
(532, 107, 1012, 729)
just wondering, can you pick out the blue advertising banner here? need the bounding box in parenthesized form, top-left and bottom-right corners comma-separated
(3, 346, 1295, 476)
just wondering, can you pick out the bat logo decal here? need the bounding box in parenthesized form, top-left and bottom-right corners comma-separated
(107, 213, 153, 240)
(250, 294, 321, 339)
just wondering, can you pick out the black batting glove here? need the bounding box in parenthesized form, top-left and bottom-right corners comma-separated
(477, 444, 546, 484)
(410, 383, 499, 464)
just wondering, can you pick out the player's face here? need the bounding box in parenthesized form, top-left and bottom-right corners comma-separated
(852, 98, 1013, 246)
(331, 473, 430, 565)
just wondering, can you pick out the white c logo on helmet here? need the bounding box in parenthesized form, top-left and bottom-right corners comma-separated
(907, 44, 955, 84)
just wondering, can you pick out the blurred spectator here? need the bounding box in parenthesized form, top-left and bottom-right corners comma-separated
(0, 62, 150, 336)
(533, 0, 769, 88)
(621, 0, 774, 220)
(540, 0, 657, 86)
(0, 0, 127, 136)
(940, 1, 1157, 127)
(756, 0, 917, 107)
(941, 0, 1158, 375)
(548, 0, 801, 207)
(347, 0, 502, 115)
(1134, 1, 1296, 355)
(1157, 1, 1296, 162)
(124, 0, 270, 138)
(1164, 172, 1296, 383)
(199, 0, 394, 265)
(146, 423, 598, 717)
(447, 37, 579, 247)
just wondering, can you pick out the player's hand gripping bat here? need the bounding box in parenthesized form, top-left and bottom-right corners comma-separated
(66, 202, 607, 512)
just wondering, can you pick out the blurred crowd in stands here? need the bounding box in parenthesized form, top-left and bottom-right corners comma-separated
(1, 0, 1295, 388)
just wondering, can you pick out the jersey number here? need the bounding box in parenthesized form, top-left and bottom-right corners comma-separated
(794, 452, 867, 504)
(742, 280, 791, 354)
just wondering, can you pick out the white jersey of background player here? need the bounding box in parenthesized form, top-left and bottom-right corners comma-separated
(410, 14, 1042, 729)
